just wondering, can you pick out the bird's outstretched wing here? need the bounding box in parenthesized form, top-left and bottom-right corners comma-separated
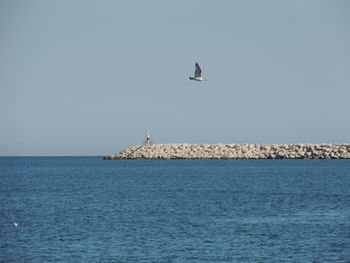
(195, 63, 201, 77)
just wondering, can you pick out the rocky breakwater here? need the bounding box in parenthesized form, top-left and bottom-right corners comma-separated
(105, 143, 350, 159)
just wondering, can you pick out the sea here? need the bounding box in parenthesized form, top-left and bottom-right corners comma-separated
(0, 157, 349, 263)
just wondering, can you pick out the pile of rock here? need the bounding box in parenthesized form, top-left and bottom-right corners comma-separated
(105, 143, 350, 159)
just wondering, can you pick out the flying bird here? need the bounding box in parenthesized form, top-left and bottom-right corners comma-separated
(12, 216, 25, 227)
(189, 63, 206, 81)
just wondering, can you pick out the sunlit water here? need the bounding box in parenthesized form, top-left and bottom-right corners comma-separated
(1, 157, 349, 262)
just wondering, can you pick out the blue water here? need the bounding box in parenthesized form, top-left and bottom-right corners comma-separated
(0, 158, 349, 262)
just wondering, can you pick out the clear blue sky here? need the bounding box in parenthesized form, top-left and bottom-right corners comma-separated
(1, 0, 349, 156)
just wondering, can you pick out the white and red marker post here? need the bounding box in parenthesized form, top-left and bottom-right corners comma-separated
(144, 130, 152, 146)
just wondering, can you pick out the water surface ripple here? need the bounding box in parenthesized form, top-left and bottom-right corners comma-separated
(1, 158, 349, 262)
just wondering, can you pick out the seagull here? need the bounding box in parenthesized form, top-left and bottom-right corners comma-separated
(12, 216, 25, 227)
(189, 63, 206, 81)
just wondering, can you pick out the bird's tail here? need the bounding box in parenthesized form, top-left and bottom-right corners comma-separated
(189, 77, 195, 80)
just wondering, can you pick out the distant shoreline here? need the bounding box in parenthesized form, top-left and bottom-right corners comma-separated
(105, 143, 350, 160)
